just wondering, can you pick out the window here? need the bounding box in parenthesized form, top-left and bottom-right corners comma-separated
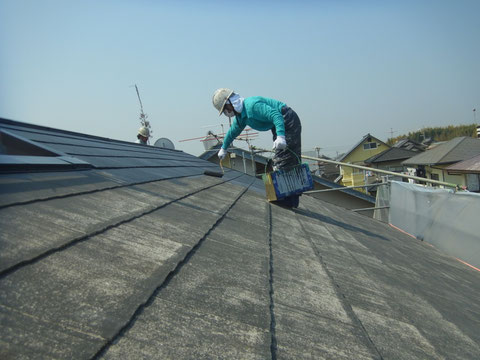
(431, 173, 439, 181)
(363, 142, 377, 150)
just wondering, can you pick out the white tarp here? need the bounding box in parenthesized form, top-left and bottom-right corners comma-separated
(389, 181, 480, 268)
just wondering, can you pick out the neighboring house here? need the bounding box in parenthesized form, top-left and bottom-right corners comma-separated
(403, 136, 480, 188)
(199, 143, 272, 177)
(2, 118, 480, 358)
(302, 150, 340, 180)
(364, 147, 419, 180)
(309, 175, 376, 217)
(317, 157, 340, 181)
(445, 154, 480, 192)
(392, 138, 427, 152)
(338, 133, 390, 190)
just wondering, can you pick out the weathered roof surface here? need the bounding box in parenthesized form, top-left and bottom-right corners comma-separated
(364, 147, 418, 164)
(1, 118, 480, 359)
(403, 136, 480, 166)
(446, 154, 480, 173)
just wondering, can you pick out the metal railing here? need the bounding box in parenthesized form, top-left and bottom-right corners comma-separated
(298, 154, 459, 189)
(251, 147, 458, 189)
(304, 182, 388, 194)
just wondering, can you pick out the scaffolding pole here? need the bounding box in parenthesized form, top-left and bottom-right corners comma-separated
(298, 154, 458, 189)
(352, 206, 390, 212)
(305, 183, 388, 194)
(251, 147, 458, 190)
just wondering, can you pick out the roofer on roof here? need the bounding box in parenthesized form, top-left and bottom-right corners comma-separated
(136, 126, 150, 145)
(212, 88, 302, 208)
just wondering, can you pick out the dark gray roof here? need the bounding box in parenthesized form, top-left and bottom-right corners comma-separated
(403, 136, 480, 166)
(392, 138, 426, 152)
(339, 133, 389, 162)
(446, 154, 480, 173)
(1, 118, 480, 359)
(364, 147, 418, 164)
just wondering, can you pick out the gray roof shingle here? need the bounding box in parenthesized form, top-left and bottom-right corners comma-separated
(446, 154, 480, 173)
(364, 147, 418, 164)
(403, 136, 480, 166)
(1, 118, 480, 359)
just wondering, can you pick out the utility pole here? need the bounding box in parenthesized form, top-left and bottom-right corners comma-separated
(388, 128, 396, 141)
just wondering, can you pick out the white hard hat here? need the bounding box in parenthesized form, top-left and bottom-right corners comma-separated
(138, 126, 150, 137)
(212, 88, 234, 115)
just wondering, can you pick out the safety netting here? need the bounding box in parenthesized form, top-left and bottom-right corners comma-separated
(376, 181, 480, 268)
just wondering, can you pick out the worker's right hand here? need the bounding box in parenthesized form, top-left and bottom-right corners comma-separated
(273, 136, 287, 150)
(218, 148, 227, 160)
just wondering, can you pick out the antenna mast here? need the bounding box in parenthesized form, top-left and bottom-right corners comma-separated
(132, 84, 152, 143)
(135, 84, 149, 127)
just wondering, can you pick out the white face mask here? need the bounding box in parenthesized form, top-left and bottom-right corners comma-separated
(224, 110, 235, 118)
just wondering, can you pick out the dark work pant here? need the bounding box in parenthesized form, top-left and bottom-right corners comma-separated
(271, 106, 302, 170)
(271, 106, 302, 208)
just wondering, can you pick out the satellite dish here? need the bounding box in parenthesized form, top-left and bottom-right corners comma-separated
(154, 138, 175, 149)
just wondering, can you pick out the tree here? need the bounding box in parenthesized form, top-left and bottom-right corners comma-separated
(387, 124, 477, 145)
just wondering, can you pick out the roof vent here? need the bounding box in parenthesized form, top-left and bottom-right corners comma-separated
(0, 129, 92, 173)
(0, 130, 57, 156)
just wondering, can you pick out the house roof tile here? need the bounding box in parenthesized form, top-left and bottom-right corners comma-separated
(446, 154, 480, 173)
(1, 118, 480, 359)
(364, 147, 418, 164)
(403, 137, 480, 165)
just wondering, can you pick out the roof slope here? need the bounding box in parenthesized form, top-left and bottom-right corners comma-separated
(392, 138, 426, 152)
(1, 119, 480, 359)
(403, 136, 480, 165)
(446, 154, 480, 173)
(364, 147, 418, 164)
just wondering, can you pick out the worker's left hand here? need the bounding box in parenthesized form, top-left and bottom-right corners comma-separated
(273, 136, 287, 150)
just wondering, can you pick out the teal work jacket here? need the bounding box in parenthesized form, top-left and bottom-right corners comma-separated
(221, 96, 286, 150)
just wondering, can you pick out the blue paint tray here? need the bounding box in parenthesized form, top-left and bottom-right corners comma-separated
(262, 163, 314, 201)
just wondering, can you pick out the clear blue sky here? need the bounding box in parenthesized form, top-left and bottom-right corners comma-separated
(1, 0, 479, 158)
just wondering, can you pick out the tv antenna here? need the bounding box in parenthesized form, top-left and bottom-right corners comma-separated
(132, 84, 152, 137)
(179, 126, 259, 151)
